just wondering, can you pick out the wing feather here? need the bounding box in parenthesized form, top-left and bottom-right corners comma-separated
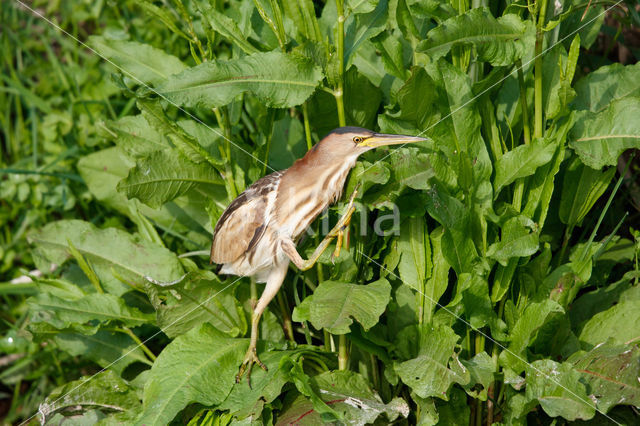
(210, 171, 282, 264)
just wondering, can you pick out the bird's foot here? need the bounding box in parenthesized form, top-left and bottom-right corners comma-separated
(329, 188, 358, 261)
(236, 345, 267, 388)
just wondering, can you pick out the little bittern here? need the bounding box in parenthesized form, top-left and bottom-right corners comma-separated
(210, 126, 426, 384)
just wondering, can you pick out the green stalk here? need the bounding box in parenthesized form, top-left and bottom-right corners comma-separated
(269, 0, 287, 49)
(557, 225, 574, 266)
(324, 330, 332, 351)
(334, 0, 348, 370)
(338, 334, 348, 370)
(516, 60, 531, 146)
(580, 156, 633, 262)
(173, 0, 206, 61)
(262, 109, 276, 175)
(117, 327, 157, 362)
(213, 107, 238, 199)
(534, 0, 549, 139)
(276, 291, 295, 341)
(253, 0, 286, 50)
(303, 102, 313, 151)
(335, 0, 346, 127)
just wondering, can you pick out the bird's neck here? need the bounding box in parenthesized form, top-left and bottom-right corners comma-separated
(275, 151, 359, 237)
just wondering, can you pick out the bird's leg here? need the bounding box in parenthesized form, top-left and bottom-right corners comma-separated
(282, 188, 358, 271)
(236, 264, 287, 387)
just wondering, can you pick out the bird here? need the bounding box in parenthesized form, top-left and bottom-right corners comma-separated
(210, 126, 427, 385)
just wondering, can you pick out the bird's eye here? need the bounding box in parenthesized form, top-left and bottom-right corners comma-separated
(353, 136, 363, 143)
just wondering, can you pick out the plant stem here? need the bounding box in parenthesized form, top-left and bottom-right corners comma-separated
(262, 109, 275, 175)
(303, 102, 313, 151)
(534, 0, 549, 139)
(369, 353, 380, 389)
(338, 334, 348, 370)
(558, 225, 574, 266)
(516, 60, 531, 146)
(253, 0, 286, 50)
(213, 107, 238, 199)
(475, 332, 485, 354)
(118, 327, 156, 362)
(276, 291, 295, 341)
(335, 0, 346, 127)
(580, 156, 633, 262)
(324, 329, 332, 351)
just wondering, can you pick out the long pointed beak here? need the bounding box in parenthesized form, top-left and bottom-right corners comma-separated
(359, 133, 428, 148)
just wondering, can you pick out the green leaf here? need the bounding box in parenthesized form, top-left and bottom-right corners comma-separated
(292, 278, 391, 334)
(267, 115, 306, 170)
(346, 0, 377, 14)
(104, 114, 166, 158)
(54, 329, 152, 375)
(39, 370, 140, 424)
(395, 0, 420, 42)
(486, 217, 539, 267)
(347, 161, 390, 196)
(136, 323, 247, 425)
(559, 156, 615, 227)
(282, 0, 322, 42)
(546, 36, 580, 119)
(579, 300, 640, 348)
(77, 148, 212, 247)
(569, 98, 640, 169)
(397, 217, 431, 292)
(423, 227, 450, 324)
(500, 300, 564, 372)
(117, 150, 223, 209)
(88, 36, 187, 85)
(138, 0, 190, 40)
(493, 137, 557, 197)
(457, 274, 504, 335)
(558, 0, 605, 49)
(417, 9, 532, 66)
(396, 67, 439, 129)
(389, 147, 434, 191)
(287, 358, 342, 421)
(154, 273, 244, 338)
(373, 32, 408, 80)
(28, 220, 184, 296)
(441, 226, 479, 275)
(460, 352, 495, 401)
(525, 360, 596, 421)
(137, 98, 222, 166)
(572, 62, 640, 112)
(569, 274, 640, 328)
(29, 292, 153, 327)
(218, 349, 311, 418)
(568, 343, 640, 413)
(395, 324, 468, 399)
(522, 117, 571, 228)
(433, 387, 470, 425)
(311, 370, 410, 424)
(157, 51, 323, 109)
(430, 59, 492, 183)
(195, 0, 259, 54)
(344, 0, 389, 65)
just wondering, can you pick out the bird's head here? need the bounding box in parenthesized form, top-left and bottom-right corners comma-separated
(314, 126, 428, 158)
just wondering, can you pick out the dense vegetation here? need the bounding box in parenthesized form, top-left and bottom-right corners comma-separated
(2, 0, 640, 424)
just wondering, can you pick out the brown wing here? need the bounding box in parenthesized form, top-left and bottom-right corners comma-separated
(210, 171, 283, 264)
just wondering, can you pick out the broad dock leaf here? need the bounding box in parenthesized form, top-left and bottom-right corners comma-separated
(157, 51, 323, 108)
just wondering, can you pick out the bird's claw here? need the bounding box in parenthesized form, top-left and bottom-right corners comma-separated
(236, 346, 267, 388)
